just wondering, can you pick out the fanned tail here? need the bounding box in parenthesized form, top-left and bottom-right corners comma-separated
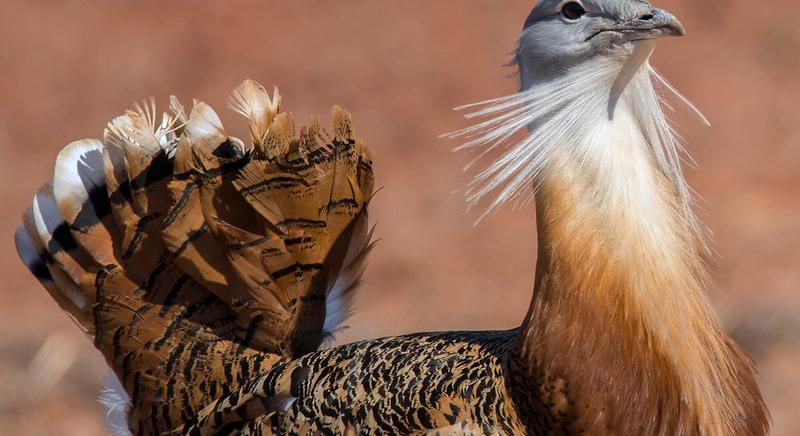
(14, 80, 374, 434)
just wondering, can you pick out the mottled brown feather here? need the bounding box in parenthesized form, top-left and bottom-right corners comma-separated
(16, 80, 375, 434)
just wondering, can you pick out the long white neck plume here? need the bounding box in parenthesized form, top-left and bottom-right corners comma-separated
(447, 43, 706, 228)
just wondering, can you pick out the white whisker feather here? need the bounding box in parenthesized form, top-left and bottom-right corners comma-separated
(449, 58, 707, 229)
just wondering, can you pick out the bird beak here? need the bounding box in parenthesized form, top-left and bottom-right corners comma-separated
(587, 8, 686, 42)
(619, 8, 686, 40)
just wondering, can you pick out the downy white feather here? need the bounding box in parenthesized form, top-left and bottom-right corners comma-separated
(100, 371, 132, 436)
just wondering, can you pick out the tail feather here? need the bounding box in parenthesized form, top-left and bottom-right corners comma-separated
(16, 80, 374, 434)
(321, 211, 376, 341)
(14, 224, 88, 319)
(228, 79, 281, 147)
(99, 138, 135, 226)
(261, 112, 294, 161)
(184, 101, 229, 152)
(52, 139, 119, 265)
(18, 204, 94, 328)
(161, 136, 247, 300)
(32, 186, 97, 285)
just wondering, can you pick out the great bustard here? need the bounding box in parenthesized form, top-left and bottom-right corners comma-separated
(15, 1, 769, 434)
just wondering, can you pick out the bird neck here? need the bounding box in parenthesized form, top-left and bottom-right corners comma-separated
(513, 65, 767, 435)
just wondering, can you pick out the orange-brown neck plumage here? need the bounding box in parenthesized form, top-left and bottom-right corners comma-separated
(514, 85, 768, 435)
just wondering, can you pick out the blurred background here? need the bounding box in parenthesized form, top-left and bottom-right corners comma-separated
(0, 0, 798, 434)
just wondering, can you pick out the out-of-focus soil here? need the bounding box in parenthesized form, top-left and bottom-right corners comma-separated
(0, 1, 797, 434)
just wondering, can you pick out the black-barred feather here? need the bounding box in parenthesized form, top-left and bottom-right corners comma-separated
(16, 80, 375, 434)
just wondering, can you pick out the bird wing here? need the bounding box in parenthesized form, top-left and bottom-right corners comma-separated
(14, 80, 374, 434)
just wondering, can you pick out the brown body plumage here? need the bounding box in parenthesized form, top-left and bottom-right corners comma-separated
(15, 3, 771, 434)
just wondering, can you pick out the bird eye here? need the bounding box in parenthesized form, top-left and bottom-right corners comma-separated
(561, 2, 587, 20)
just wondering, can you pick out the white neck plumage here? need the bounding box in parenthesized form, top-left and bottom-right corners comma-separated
(450, 43, 768, 435)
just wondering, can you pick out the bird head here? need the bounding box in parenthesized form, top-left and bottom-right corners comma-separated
(448, 0, 702, 221)
(517, 0, 685, 88)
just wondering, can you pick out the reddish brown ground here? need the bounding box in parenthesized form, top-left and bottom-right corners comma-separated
(0, 1, 798, 434)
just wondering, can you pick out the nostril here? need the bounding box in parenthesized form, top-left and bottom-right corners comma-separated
(639, 13, 655, 21)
